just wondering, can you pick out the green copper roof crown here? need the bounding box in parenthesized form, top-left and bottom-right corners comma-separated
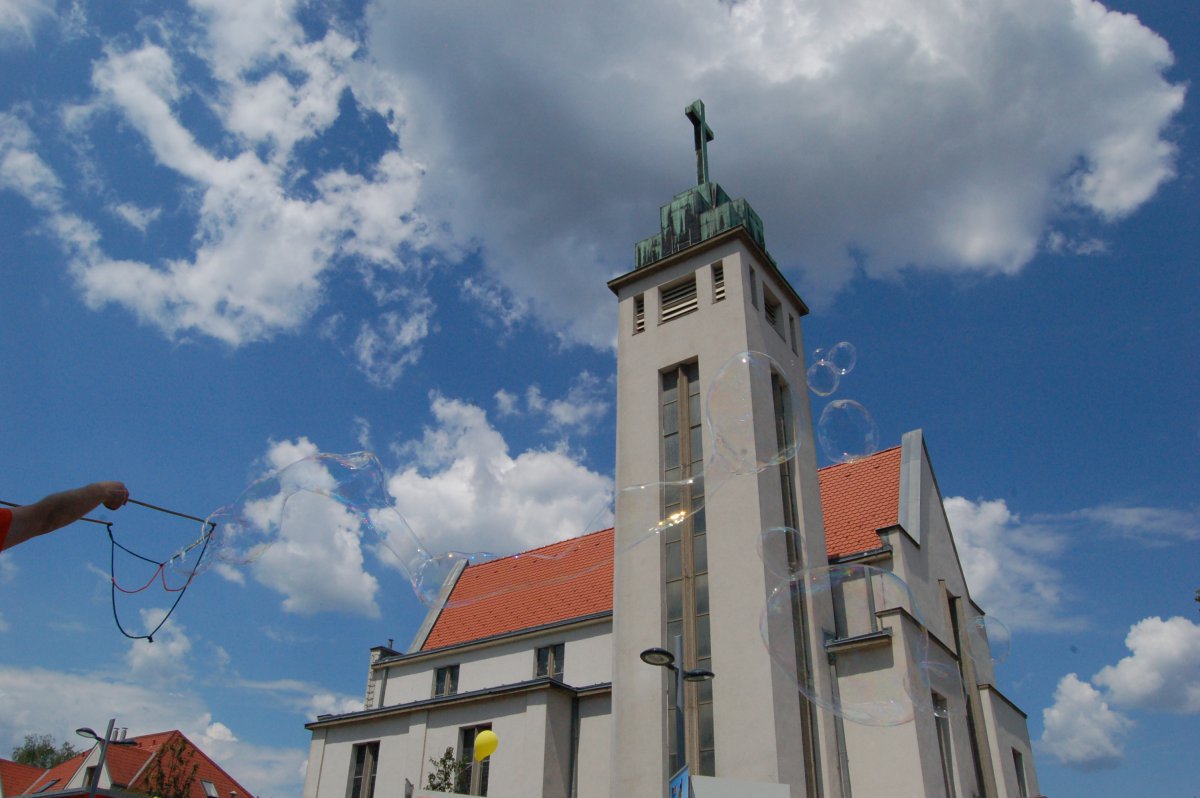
(635, 100, 768, 270)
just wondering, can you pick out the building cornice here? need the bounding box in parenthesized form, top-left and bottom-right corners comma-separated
(307, 678, 613, 730)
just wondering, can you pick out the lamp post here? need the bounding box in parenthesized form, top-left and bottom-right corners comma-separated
(640, 634, 715, 796)
(76, 720, 136, 798)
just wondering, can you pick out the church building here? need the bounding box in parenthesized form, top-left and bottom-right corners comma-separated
(300, 102, 1040, 798)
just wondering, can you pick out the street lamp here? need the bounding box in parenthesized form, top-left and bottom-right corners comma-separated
(640, 634, 715, 794)
(77, 720, 137, 798)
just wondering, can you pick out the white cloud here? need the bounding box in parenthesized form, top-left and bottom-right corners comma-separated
(110, 201, 161, 232)
(1047, 504, 1200, 546)
(1040, 672, 1132, 770)
(366, 0, 1185, 344)
(493, 373, 613, 436)
(240, 439, 382, 617)
(124, 609, 194, 684)
(1093, 616, 1200, 713)
(387, 394, 614, 557)
(943, 496, 1080, 631)
(352, 302, 435, 388)
(0, 0, 52, 49)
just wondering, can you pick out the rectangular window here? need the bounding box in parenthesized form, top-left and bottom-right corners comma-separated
(202, 781, 218, 798)
(660, 276, 698, 323)
(934, 694, 957, 798)
(788, 314, 798, 354)
(433, 664, 459, 696)
(347, 742, 379, 798)
(711, 261, 725, 302)
(1012, 749, 1028, 798)
(661, 362, 714, 777)
(536, 643, 565, 680)
(748, 267, 758, 308)
(634, 294, 645, 334)
(763, 290, 782, 337)
(458, 726, 491, 796)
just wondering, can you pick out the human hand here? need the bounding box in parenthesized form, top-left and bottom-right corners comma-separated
(96, 481, 130, 510)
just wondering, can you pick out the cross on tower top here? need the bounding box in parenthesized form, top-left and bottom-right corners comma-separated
(685, 99, 714, 186)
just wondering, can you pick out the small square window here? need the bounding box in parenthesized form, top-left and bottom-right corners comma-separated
(202, 781, 219, 798)
(535, 643, 565, 680)
(434, 664, 459, 696)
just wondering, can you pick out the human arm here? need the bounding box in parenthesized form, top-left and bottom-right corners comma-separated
(2, 481, 129, 551)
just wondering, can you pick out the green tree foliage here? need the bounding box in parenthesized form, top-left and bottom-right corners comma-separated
(136, 736, 198, 798)
(424, 747, 466, 793)
(12, 734, 79, 768)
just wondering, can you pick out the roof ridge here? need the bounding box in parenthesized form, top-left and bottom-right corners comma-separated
(467, 526, 614, 567)
(817, 444, 901, 474)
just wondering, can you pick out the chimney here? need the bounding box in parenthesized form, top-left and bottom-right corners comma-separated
(387, 638, 394, 649)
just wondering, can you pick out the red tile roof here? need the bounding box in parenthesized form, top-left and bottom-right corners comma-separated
(421, 529, 614, 650)
(1, 759, 46, 796)
(818, 445, 902, 558)
(16, 731, 253, 798)
(421, 447, 904, 649)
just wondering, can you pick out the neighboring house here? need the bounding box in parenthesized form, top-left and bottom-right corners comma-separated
(1, 730, 253, 798)
(0, 759, 44, 797)
(302, 101, 1042, 798)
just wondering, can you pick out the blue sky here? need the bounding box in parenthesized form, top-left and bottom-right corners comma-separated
(0, 1, 1196, 796)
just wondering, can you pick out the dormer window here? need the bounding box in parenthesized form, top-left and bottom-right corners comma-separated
(660, 276, 698, 323)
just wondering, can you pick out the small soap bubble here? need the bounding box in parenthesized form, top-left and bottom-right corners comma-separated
(807, 360, 840, 397)
(761, 564, 929, 726)
(817, 399, 879, 463)
(967, 615, 1012, 670)
(811, 347, 826, 363)
(826, 341, 857, 376)
(706, 351, 803, 475)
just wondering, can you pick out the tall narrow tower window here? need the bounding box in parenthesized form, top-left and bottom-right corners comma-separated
(748, 267, 758, 309)
(711, 261, 725, 302)
(634, 294, 646, 334)
(662, 362, 714, 776)
(660, 277, 699, 323)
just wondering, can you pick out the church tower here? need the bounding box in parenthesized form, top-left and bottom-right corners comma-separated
(608, 102, 844, 798)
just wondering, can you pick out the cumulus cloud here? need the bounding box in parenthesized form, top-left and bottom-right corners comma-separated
(943, 496, 1080, 631)
(1093, 616, 1200, 713)
(366, 0, 1185, 345)
(124, 609, 194, 684)
(494, 372, 613, 435)
(232, 438, 383, 616)
(1040, 672, 1132, 770)
(388, 394, 614, 557)
(1, 2, 441, 386)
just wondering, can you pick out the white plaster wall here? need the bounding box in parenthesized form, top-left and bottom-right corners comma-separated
(980, 687, 1040, 798)
(380, 623, 611, 707)
(575, 694, 612, 798)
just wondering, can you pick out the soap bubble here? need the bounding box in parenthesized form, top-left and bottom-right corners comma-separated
(967, 615, 1012, 669)
(806, 360, 840, 397)
(756, 526, 805, 579)
(762, 564, 930, 726)
(817, 399, 879, 463)
(826, 342, 857, 376)
(706, 351, 803, 476)
(918, 660, 966, 715)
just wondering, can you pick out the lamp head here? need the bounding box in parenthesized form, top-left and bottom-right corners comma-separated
(639, 647, 675, 668)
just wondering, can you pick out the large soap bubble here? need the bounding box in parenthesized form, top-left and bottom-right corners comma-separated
(705, 351, 803, 477)
(761, 563, 930, 726)
(966, 615, 1012, 670)
(817, 399, 879, 463)
(825, 342, 857, 376)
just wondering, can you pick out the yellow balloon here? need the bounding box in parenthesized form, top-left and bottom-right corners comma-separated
(473, 729, 498, 761)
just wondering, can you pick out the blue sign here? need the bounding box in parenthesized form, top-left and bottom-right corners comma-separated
(669, 765, 691, 798)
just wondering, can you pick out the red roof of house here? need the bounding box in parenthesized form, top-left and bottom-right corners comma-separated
(818, 445, 902, 558)
(16, 731, 253, 798)
(420, 447, 904, 649)
(1, 759, 46, 796)
(421, 528, 614, 650)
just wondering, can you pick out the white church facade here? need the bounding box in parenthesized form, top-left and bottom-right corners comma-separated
(300, 102, 1040, 798)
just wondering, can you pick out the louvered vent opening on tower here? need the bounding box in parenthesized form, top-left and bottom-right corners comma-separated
(660, 276, 699, 323)
(711, 261, 725, 302)
(634, 294, 646, 334)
